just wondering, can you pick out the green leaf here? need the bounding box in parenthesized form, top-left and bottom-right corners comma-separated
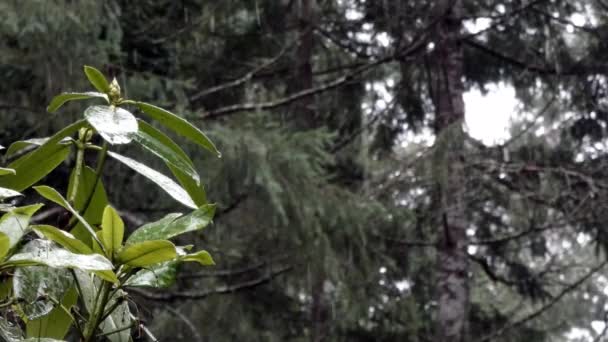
(32, 225, 92, 255)
(127, 204, 215, 244)
(0, 120, 87, 192)
(0, 316, 23, 341)
(13, 265, 73, 320)
(134, 119, 200, 185)
(136, 101, 220, 157)
(33, 186, 102, 248)
(117, 240, 177, 267)
(7, 240, 114, 272)
(108, 151, 197, 209)
(25, 286, 77, 340)
(47, 92, 109, 113)
(181, 250, 215, 265)
(5, 137, 57, 159)
(0, 232, 10, 260)
(101, 205, 124, 258)
(67, 166, 109, 244)
(84, 65, 110, 94)
(0, 204, 43, 249)
(124, 261, 178, 288)
(100, 289, 132, 342)
(85, 105, 138, 145)
(94, 270, 120, 284)
(0, 168, 15, 176)
(0, 187, 21, 200)
(136, 120, 206, 205)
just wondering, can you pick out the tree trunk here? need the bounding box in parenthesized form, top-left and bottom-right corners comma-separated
(287, 1, 328, 340)
(429, 1, 469, 341)
(289, 0, 316, 129)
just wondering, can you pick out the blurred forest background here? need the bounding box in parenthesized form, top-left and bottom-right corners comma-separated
(3, 0, 608, 341)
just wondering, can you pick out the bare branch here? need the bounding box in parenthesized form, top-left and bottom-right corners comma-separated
(128, 265, 293, 301)
(475, 260, 608, 342)
(190, 44, 291, 101)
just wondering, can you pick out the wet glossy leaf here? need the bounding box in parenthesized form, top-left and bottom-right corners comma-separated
(136, 102, 220, 156)
(33, 225, 92, 254)
(134, 119, 200, 184)
(100, 289, 132, 342)
(34, 186, 102, 247)
(125, 261, 178, 288)
(13, 265, 73, 320)
(126, 213, 180, 244)
(0, 204, 43, 249)
(0, 187, 21, 200)
(84, 65, 110, 94)
(7, 239, 114, 272)
(47, 92, 109, 113)
(137, 120, 206, 205)
(181, 250, 215, 266)
(108, 151, 197, 209)
(0, 317, 23, 341)
(101, 205, 124, 258)
(0, 167, 15, 176)
(4, 137, 59, 159)
(127, 204, 215, 244)
(0, 120, 87, 192)
(117, 240, 177, 267)
(0, 232, 10, 260)
(67, 166, 108, 244)
(25, 286, 77, 340)
(85, 105, 138, 145)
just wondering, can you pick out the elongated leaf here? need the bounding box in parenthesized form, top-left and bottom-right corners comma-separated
(85, 105, 138, 144)
(33, 225, 92, 254)
(127, 204, 215, 244)
(0, 187, 21, 200)
(0, 204, 43, 249)
(0, 120, 87, 192)
(67, 165, 108, 244)
(125, 261, 178, 288)
(136, 120, 206, 205)
(101, 205, 124, 258)
(0, 168, 15, 176)
(134, 119, 200, 184)
(182, 250, 215, 265)
(0, 317, 23, 341)
(0, 232, 10, 260)
(7, 240, 114, 272)
(33, 186, 101, 247)
(47, 92, 108, 113)
(25, 286, 77, 340)
(84, 65, 110, 94)
(100, 289, 132, 342)
(136, 102, 220, 156)
(13, 265, 73, 320)
(4, 137, 69, 159)
(117, 240, 177, 267)
(108, 151, 196, 209)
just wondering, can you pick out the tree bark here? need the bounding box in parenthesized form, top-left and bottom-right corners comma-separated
(286, 1, 328, 341)
(289, 0, 316, 129)
(429, 1, 469, 341)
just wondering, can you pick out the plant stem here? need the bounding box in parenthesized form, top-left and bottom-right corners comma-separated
(83, 280, 112, 342)
(68, 140, 85, 204)
(67, 141, 108, 230)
